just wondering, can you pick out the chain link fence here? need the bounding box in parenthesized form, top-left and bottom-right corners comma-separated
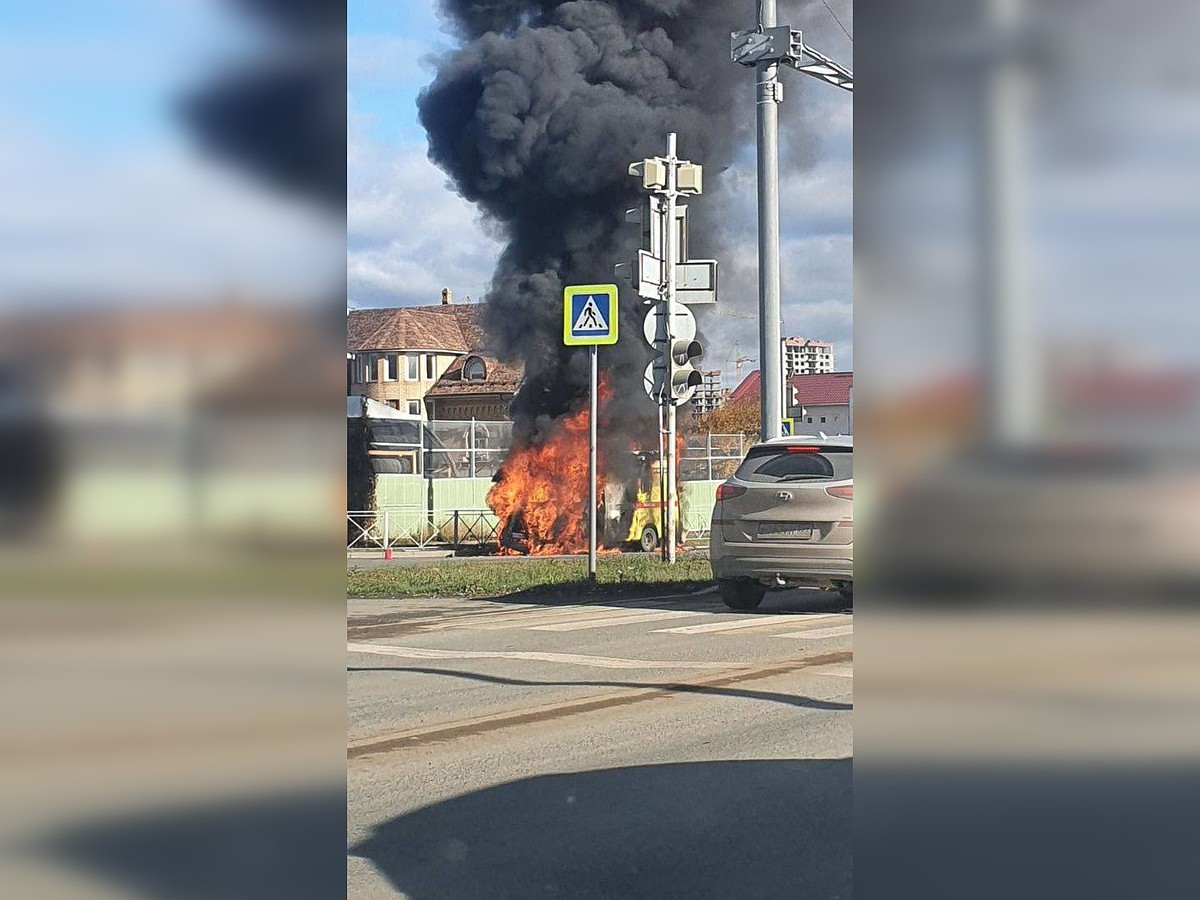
(353, 424, 752, 551)
(423, 420, 513, 479)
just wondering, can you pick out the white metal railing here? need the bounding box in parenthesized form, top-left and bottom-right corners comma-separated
(347, 507, 501, 550)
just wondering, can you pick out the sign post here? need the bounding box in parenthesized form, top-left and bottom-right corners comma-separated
(564, 284, 619, 582)
(589, 343, 598, 578)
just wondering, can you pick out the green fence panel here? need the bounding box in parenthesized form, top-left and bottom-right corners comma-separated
(371, 474, 430, 543)
(431, 478, 493, 519)
(374, 474, 427, 508)
(431, 478, 499, 541)
(681, 480, 721, 533)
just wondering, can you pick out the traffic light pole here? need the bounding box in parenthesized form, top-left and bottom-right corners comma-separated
(627, 133, 706, 563)
(664, 133, 679, 564)
(757, 0, 784, 442)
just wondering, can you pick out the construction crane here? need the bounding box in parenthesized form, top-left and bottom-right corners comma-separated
(728, 340, 757, 385)
(714, 308, 776, 385)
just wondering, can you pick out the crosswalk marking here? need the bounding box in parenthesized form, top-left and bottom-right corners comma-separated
(531, 610, 700, 632)
(347, 642, 731, 669)
(468, 606, 693, 631)
(776, 624, 854, 640)
(654, 613, 843, 636)
(374, 601, 852, 640)
(427, 603, 716, 632)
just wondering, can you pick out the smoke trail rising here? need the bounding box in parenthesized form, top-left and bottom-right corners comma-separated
(419, 0, 747, 453)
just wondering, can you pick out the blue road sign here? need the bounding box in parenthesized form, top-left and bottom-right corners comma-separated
(564, 284, 619, 346)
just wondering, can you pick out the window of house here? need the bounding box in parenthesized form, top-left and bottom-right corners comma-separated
(386, 399, 400, 410)
(807, 417, 813, 423)
(463, 357, 486, 381)
(820, 416, 827, 423)
(407, 400, 421, 416)
(426, 354, 436, 379)
(384, 353, 399, 382)
(407, 354, 420, 381)
(359, 355, 373, 383)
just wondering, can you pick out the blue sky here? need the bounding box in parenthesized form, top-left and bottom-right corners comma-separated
(0, 0, 340, 303)
(348, 0, 856, 376)
(348, 1, 451, 146)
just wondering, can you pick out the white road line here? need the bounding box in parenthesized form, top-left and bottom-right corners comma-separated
(440, 604, 703, 631)
(347, 642, 731, 670)
(654, 613, 844, 635)
(531, 610, 701, 632)
(815, 666, 854, 678)
(422, 606, 616, 630)
(775, 625, 854, 640)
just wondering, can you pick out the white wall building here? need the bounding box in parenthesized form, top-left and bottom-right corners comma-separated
(783, 338, 835, 376)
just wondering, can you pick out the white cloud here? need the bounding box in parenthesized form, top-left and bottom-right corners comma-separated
(347, 94, 503, 307)
(0, 121, 341, 304)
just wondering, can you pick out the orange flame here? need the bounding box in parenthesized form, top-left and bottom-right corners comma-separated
(488, 382, 611, 555)
(486, 378, 692, 555)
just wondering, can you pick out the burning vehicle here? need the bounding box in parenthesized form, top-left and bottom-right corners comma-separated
(498, 450, 680, 555)
(600, 452, 678, 552)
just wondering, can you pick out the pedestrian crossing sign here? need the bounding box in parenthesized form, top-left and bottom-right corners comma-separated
(564, 284, 619, 346)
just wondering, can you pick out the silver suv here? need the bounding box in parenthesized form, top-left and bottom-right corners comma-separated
(709, 435, 853, 609)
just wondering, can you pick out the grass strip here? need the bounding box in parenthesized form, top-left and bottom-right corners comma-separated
(348, 553, 714, 599)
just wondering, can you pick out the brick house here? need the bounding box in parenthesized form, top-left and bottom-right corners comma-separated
(346, 295, 487, 419)
(423, 352, 523, 421)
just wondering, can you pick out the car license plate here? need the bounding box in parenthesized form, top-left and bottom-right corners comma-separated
(758, 522, 815, 539)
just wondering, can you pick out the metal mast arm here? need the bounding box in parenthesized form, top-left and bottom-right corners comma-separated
(787, 37, 853, 91)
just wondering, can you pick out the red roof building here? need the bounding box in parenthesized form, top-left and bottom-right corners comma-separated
(729, 371, 853, 407)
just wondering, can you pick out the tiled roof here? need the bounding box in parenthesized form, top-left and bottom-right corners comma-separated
(346, 304, 484, 353)
(727, 370, 761, 403)
(1061, 372, 1200, 412)
(789, 372, 854, 406)
(425, 353, 524, 398)
(0, 303, 314, 353)
(729, 370, 853, 405)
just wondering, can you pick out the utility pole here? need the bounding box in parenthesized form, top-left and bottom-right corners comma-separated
(757, 0, 783, 442)
(979, 0, 1035, 449)
(732, 6, 852, 441)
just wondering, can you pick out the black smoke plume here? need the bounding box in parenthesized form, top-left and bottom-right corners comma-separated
(181, 0, 346, 211)
(419, 0, 749, 459)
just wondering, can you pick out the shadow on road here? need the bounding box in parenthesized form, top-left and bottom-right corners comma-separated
(474, 579, 848, 614)
(346, 665, 852, 713)
(349, 759, 851, 900)
(36, 787, 346, 900)
(482, 584, 847, 614)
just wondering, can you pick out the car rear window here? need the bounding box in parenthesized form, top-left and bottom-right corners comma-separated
(734, 446, 853, 483)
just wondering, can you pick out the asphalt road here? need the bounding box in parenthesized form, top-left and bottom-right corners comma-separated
(347, 586, 853, 900)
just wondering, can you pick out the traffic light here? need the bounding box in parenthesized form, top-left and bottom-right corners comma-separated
(668, 338, 703, 403)
(627, 158, 667, 190)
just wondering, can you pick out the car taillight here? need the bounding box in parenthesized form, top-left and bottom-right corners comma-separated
(716, 483, 746, 501)
(826, 485, 853, 500)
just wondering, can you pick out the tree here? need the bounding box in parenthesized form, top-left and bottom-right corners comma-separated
(692, 398, 760, 435)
